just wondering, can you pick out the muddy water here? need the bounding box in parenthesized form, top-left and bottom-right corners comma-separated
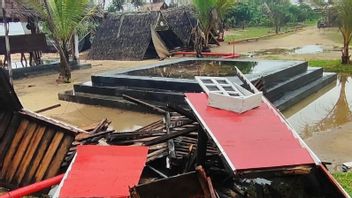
(283, 74, 352, 168)
(42, 102, 161, 132)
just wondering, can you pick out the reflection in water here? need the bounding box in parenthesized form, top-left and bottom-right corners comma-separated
(128, 61, 257, 79)
(293, 45, 323, 54)
(285, 74, 352, 138)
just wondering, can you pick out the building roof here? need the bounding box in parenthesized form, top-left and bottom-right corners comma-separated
(0, 0, 37, 21)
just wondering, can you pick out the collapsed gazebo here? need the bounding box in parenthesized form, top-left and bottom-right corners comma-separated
(89, 7, 196, 60)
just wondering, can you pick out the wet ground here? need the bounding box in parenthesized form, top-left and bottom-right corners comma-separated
(284, 73, 352, 170)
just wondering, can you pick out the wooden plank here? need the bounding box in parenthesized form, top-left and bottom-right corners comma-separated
(6, 122, 38, 183)
(0, 119, 29, 179)
(34, 131, 64, 182)
(0, 112, 13, 141)
(0, 113, 20, 164)
(21, 128, 56, 186)
(44, 135, 74, 179)
(13, 125, 46, 185)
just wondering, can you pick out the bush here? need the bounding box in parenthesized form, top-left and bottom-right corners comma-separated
(224, 1, 319, 28)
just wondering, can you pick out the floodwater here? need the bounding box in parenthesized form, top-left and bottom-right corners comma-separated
(293, 45, 323, 54)
(284, 74, 351, 138)
(127, 60, 299, 79)
(283, 74, 352, 167)
(43, 102, 161, 132)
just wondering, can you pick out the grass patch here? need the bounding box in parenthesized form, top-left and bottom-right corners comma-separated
(308, 59, 352, 74)
(333, 172, 352, 196)
(225, 27, 274, 42)
(224, 25, 305, 42)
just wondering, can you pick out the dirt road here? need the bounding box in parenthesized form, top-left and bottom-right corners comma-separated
(213, 26, 342, 60)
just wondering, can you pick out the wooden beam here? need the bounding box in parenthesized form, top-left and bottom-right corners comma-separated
(122, 94, 166, 114)
(1, 0, 12, 85)
(144, 126, 198, 146)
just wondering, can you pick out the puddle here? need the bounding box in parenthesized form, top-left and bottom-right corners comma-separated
(251, 45, 324, 57)
(293, 45, 323, 54)
(284, 74, 352, 138)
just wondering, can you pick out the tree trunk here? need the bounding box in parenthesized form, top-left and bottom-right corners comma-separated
(341, 42, 350, 64)
(204, 30, 210, 48)
(55, 40, 71, 83)
(275, 24, 279, 34)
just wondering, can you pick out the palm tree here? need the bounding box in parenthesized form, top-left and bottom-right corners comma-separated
(19, 0, 97, 82)
(336, 0, 352, 64)
(192, 0, 235, 46)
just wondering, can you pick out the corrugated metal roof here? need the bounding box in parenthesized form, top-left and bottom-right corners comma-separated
(185, 93, 316, 171)
(57, 145, 148, 198)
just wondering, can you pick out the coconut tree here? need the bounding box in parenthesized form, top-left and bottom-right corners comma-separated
(192, 0, 235, 46)
(19, 0, 97, 82)
(336, 0, 352, 64)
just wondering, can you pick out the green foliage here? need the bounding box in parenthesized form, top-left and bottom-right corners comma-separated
(336, 0, 352, 63)
(108, 0, 125, 12)
(225, 2, 254, 28)
(192, 0, 235, 45)
(131, 0, 143, 7)
(20, 0, 96, 81)
(224, 26, 273, 41)
(192, 0, 216, 30)
(224, 0, 318, 29)
(333, 172, 352, 196)
(309, 59, 352, 73)
(22, 0, 94, 44)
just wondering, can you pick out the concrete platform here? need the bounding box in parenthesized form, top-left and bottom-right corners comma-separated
(59, 58, 336, 112)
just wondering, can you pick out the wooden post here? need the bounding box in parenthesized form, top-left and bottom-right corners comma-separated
(73, 32, 79, 63)
(1, 0, 12, 85)
(197, 129, 208, 167)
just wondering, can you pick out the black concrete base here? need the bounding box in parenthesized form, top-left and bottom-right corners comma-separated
(13, 61, 91, 79)
(59, 58, 337, 112)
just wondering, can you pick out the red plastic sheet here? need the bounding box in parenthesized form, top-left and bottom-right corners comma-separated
(186, 93, 315, 171)
(59, 145, 148, 197)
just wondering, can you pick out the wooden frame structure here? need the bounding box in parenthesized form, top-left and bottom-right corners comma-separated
(0, 68, 83, 189)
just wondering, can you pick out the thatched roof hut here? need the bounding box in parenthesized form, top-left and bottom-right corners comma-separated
(161, 7, 196, 48)
(89, 10, 187, 60)
(0, 0, 37, 21)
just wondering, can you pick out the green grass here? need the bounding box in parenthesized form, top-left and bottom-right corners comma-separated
(225, 27, 274, 42)
(308, 59, 352, 74)
(333, 172, 352, 196)
(224, 25, 306, 42)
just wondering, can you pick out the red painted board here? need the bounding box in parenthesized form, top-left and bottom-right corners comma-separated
(59, 145, 148, 198)
(185, 93, 315, 171)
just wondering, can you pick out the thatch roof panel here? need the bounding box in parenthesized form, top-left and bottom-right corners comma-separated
(89, 12, 159, 60)
(1, 0, 37, 21)
(162, 7, 196, 47)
